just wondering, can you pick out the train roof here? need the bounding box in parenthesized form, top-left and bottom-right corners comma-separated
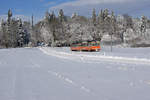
(72, 40, 100, 44)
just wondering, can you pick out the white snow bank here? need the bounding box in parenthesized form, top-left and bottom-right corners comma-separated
(39, 47, 150, 65)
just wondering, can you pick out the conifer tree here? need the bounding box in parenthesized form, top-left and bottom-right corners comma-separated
(141, 16, 147, 38)
(92, 8, 97, 26)
(58, 9, 65, 22)
(98, 9, 104, 24)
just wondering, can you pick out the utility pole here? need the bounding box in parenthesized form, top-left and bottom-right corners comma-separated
(111, 33, 113, 52)
(31, 14, 34, 46)
(110, 11, 115, 52)
(32, 14, 34, 29)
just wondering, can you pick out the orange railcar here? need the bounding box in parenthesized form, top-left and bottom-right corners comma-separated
(71, 41, 101, 52)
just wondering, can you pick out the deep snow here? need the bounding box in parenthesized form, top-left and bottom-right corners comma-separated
(0, 47, 150, 100)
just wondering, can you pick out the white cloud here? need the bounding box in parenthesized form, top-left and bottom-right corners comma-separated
(13, 9, 23, 13)
(44, 1, 56, 7)
(0, 15, 31, 22)
(49, 0, 150, 17)
(51, 0, 132, 9)
(40, 0, 44, 2)
(0, 14, 44, 24)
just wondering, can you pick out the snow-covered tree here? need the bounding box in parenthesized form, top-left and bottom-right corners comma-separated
(140, 16, 147, 38)
(1, 8, 150, 48)
(92, 8, 97, 26)
(58, 9, 65, 22)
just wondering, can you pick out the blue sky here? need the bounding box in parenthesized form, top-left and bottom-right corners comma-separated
(0, 0, 74, 17)
(0, 0, 150, 20)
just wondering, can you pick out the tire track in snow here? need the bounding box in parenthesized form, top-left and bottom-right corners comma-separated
(29, 59, 41, 68)
(48, 70, 91, 93)
(48, 70, 110, 100)
(39, 47, 150, 65)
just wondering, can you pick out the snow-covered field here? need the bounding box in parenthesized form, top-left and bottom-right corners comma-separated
(0, 47, 150, 100)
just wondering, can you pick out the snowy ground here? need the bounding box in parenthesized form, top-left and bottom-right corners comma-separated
(0, 47, 150, 100)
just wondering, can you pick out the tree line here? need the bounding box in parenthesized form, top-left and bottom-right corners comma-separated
(0, 9, 150, 48)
